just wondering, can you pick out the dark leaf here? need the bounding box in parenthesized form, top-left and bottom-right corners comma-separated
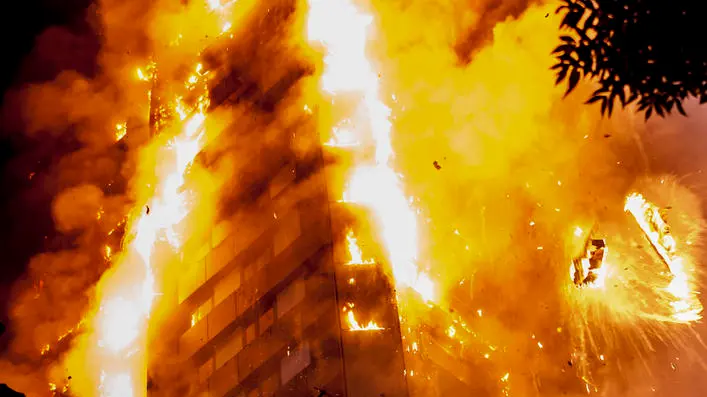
(675, 100, 687, 116)
(644, 106, 653, 120)
(585, 95, 603, 104)
(556, 68, 569, 85)
(655, 103, 664, 117)
(556, 5, 569, 15)
(607, 95, 615, 116)
(552, 44, 573, 55)
(626, 92, 639, 104)
(617, 85, 627, 106)
(700, 94, 707, 104)
(565, 68, 581, 97)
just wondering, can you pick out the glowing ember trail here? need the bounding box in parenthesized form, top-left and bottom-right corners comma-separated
(306, 0, 434, 302)
(624, 192, 702, 322)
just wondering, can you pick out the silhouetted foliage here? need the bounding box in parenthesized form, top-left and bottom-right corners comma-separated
(553, 0, 706, 120)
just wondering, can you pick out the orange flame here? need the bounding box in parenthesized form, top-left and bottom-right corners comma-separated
(346, 310, 383, 332)
(345, 229, 374, 265)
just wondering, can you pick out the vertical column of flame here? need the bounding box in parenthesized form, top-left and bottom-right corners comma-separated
(306, 0, 434, 303)
(93, 112, 207, 397)
(66, 0, 242, 392)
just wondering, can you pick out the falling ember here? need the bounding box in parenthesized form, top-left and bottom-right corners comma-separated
(307, 0, 433, 302)
(345, 229, 374, 265)
(447, 325, 456, 338)
(346, 310, 384, 332)
(624, 193, 702, 322)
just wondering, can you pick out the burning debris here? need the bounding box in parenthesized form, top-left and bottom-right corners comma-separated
(625, 193, 676, 273)
(571, 237, 607, 288)
(624, 192, 702, 322)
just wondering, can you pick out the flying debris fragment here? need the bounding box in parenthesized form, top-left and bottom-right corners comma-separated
(624, 193, 676, 273)
(624, 192, 702, 321)
(571, 237, 607, 288)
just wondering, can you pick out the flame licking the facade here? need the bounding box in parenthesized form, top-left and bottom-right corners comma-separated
(345, 229, 374, 265)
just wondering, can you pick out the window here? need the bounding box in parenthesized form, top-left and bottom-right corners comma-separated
(179, 319, 207, 358)
(246, 322, 257, 344)
(261, 372, 280, 396)
(269, 164, 296, 199)
(273, 210, 301, 255)
(198, 358, 214, 385)
(259, 308, 274, 334)
(214, 268, 241, 307)
(280, 342, 311, 386)
(210, 234, 236, 277)
(210, 359, 239, 397)
(254, 249, 270, 272)
(208, 295, 236, 339)
(178, 259, 206, 304)
(212, 219, 232, 247)
(215, 328, 243, 369)
(276, 278, 305, 319)
(244, 262, 255, 281)
(191, 298, 214, 328)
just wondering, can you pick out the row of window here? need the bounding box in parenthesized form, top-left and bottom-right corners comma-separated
(180, 202, 302, 324)
(193, 279, 342, 397)
(177, 160, 298, 305)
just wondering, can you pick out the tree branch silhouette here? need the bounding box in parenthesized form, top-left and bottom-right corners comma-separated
(553, 0, 706, 120)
